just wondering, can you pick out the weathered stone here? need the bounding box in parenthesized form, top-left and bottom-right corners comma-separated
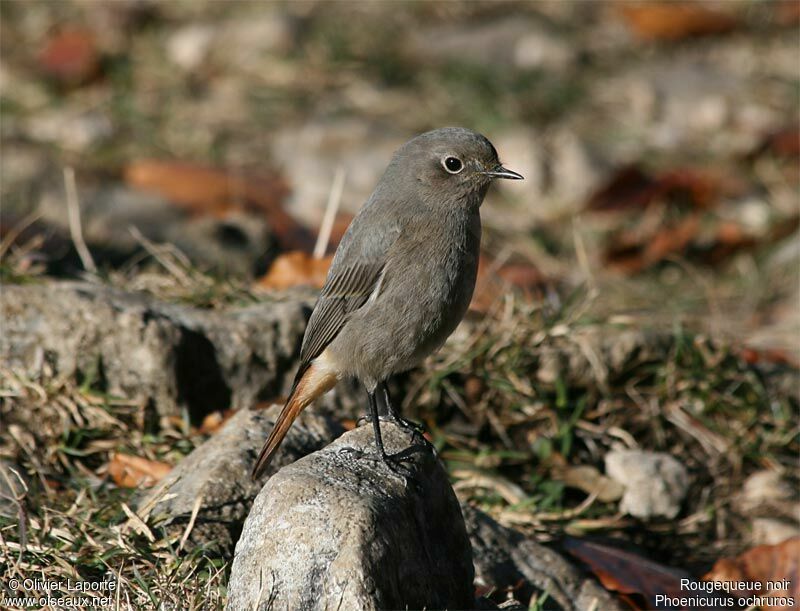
(605, 450, 690, 519)
(751, 518, 800, 546)
(227, 422, 474, 611)
(0, 282, 308, 420)
(34, 185, 277, 276)
(137, 405, 342, 555)
(463, 505, 625, 611)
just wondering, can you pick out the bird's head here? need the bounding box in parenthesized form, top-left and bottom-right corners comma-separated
(389, 127, 523, 207)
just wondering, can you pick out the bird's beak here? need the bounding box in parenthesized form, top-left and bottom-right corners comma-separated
(481, 165, 524, 180)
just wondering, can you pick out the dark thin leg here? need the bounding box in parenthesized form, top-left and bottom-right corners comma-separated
(366, 388, 415, 478)
(367, 389, 389, 462)
(379, 381, 425, 436)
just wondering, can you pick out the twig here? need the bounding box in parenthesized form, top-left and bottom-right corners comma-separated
(63, 167, 97, 273)
(313, 165, 345, 259)
(121, 503, 155, 542)
(128, 226, 192, 286)
(572, 216, 596, 295)
(178, 490, 204, 552)
(0, 210, 42, 260)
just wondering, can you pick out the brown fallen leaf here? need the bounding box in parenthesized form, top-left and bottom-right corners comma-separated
(197, 409, 236, 435)
(704, 538, 800, 611)
(124, 160, 311, 250)
(604, 214, 701, 274)
(738, 347, 800, 369)
(255, 251, 333, 290)
(775, 0, 800, 26)
(617, 2, 738, 41)
(108, 453, 171, 488)
(38, 27, 101, 86)
(586, 165, 728, 212)
(563, 538, 691, 610)
(470, 255, 548, 312)
(750, 125, 800, 160)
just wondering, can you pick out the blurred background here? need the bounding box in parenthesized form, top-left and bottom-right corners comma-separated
(2, 1, 797, 354)
(1, 1, 798, 606)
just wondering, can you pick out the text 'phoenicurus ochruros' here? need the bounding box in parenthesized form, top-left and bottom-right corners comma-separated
(251, 127, 523, 479)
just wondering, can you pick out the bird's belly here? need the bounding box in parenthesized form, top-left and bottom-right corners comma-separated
(330, 230, 479, 384)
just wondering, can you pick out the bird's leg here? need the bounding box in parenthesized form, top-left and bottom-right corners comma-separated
(378, 381, 437, 458)
(378, 381, 426, 436)
(366, 388, 411, 478)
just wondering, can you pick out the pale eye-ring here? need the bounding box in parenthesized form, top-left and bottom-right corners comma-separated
(442, 156, 463, 174)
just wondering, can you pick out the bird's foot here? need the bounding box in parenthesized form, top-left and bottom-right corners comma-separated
(344, 446, 417, 481)
(383, 415, 439, 459)
(384, 413, 427, 436)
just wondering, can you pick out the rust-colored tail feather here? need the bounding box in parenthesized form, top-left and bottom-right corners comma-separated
(251, 362, 337, 479)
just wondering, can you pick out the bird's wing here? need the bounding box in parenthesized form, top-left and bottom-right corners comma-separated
(298, 210, 400, 365)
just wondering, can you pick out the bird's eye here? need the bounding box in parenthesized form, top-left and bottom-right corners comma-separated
(443, 156, 463, 174)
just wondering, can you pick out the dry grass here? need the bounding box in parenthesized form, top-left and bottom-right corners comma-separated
(0, 375, 227, 609)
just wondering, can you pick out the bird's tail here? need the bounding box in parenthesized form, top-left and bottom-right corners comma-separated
(251, 361, 338, 479)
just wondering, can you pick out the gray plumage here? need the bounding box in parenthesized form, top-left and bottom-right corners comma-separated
(252, 127, 522, 478)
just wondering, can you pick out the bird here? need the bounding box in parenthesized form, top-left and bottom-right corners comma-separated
(251, 127, 523, 479)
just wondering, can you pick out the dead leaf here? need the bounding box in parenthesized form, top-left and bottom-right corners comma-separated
(471, 255, 548, 312)
(617, 2, 738, 41)
(586, 165, 727, 212)
(604, 214, 701, 273)
(124, 160, 311, 250)
(254, 251, 332, 290)
(197, 409, 236, 435)
(704, 538, 800, 610)
(39, 27, 101, 86)
(108, 453, 171, 488)
(586, 165, 658, 212)
(464, 375, 486, 404)
(775, 1, 800, 26)
(750, 125, 800, 160)
(641, 214, 701, 265)
(738, 347, 800, 369)
(563, 538, 691, 610)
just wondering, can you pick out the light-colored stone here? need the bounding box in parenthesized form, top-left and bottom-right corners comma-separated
(1, 282, 308, 420)
(167, 24, 215, 71)
(740, 470, 794, 508)
(227, 423, 474, 610)
(751, 518, 800, 547)
(271, 119, 405, 226)
(137, 405, 342, 555)
(25, 109, 113, 151)
(605, 449, 690, 519)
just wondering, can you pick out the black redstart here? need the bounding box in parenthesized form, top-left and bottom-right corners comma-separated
(252, 127, 523, 478)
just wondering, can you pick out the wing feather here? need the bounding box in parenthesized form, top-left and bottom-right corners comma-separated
(297, 191, 405, 365)
(298, 258, 387, 364)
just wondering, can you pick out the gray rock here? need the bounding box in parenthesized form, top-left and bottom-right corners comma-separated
(1, 281, 308, 420)
(137, 405, 343, 555)
(751, 518, 800, 546)
(410, 17, 575, 73)
(463, 505, 624, 611)
(605, 450, 690, 519)
(227, 422, 474, 611)
(271, 119, 405, 227)
(34, 185, 276, 276)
